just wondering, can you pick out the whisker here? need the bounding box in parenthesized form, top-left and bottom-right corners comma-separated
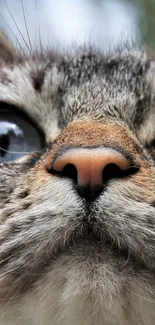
(3, 1, 31, 54)
(0, 147, 41, 155)
(127, 288, 155, 304)
(0, 267, 26, 280)
(35, 0, 42, 53)
(21, 0, 33, 53)
(0, 254, 16, 266)
(0, 14, 25, 55)
(0, 270, 47, 277)
(36, 2, 46, 55)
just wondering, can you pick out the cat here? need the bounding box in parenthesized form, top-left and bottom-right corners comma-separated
(0, 30, 155, 325)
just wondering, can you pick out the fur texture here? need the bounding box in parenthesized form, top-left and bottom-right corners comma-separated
(0, 34, 155, 324)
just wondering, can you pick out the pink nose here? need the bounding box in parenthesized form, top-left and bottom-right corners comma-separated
(51, 147, 131, 200)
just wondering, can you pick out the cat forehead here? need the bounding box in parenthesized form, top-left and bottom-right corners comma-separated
(0, 49, 152, 138)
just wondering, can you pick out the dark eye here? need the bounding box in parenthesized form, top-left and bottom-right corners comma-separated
(0, 104, 44, 162)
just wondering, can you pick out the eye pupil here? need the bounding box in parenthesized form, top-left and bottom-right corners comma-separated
(0, 134, 10, 157)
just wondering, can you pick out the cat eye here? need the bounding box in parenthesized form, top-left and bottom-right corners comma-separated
(0, 104, 44, 162)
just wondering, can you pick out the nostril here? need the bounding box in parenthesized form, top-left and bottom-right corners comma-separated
(102, 163, 123, 183)
(102, 163, 139, 184)
(62, 163, 78, 183)
(50, 163, 78, 184)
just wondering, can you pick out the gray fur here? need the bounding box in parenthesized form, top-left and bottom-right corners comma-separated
(0, 35, 155, 324)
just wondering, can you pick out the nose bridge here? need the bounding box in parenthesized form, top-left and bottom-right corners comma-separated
(50, 120, 139, 155)
(47, 120, 141, 167)
(53, 147, 130, 187)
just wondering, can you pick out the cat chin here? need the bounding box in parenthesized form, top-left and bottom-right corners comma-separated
(0, 252, 155, 325)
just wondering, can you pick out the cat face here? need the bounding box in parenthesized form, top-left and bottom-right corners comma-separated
(0, 33, 155, 324)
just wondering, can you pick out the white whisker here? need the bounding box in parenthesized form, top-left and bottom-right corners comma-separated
(0, 146, 41, 155)
(3, 1, 31, 54)
(21, 0, 33, 54)
(0, 13, 25, 54)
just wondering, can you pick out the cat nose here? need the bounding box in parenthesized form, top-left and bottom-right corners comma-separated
(51, 147, 131, 201)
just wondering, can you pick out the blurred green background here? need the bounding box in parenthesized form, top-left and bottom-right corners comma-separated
(0, 0, 155, 50)
(133, 0, 155, 48)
